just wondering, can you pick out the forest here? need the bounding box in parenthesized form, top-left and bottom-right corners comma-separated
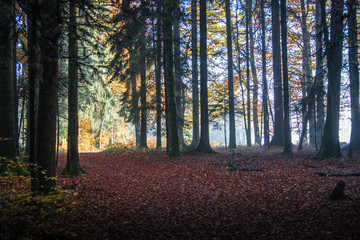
(0, 0, 359, 239)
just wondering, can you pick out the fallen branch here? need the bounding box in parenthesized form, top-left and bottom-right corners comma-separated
(302, 163, 318, 168)
(316, 172, 360, 177)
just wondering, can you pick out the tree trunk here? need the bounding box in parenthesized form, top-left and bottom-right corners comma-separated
(0, 2, 17, 173)
(197, 0, 214, 153)
(174, 0, 185, 146)
(315, 0, 324, 148)
(225, 0, 236, 149)
(139, 16, 147, 149)
(315, 0, 344, 158)
(155, 0, 162, 149)
(163, 0, 180, 157)
(62, 0, 86, 175)
(191, 0, 200, 147)
(245, 0, 252, 147)
(281, 0, 292, 154)
(249, 3, 260, 146)
(347, 0, 359, 157)
(35, 0, 61, 194)
(261, 1, 269, 147)
(270, 0, 284, 146)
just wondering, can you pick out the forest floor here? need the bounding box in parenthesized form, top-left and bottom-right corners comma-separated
(7, 146, 360, 239)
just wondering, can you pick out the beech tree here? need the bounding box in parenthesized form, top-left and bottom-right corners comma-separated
(315, 0, 344, 158)
(225, 0, 236, 149)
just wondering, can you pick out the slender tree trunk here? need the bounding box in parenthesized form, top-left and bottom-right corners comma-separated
(270, 0, 284, 146)
(139, 30, 147, 148)
(155, 0, 162, 149)
(315, 0, 324, 148)
(35, 0, 61, 194)
(173, 0, 185, 146)
(261, 1, 269, 146)
(225, 0, 236, 149)
(163, 0, 180, 157)
(281, 0, 292, 154)
(197, 0, 214, 153)
(347, 0, 359, 157)
(191, 0, 200, 147)
(249, 4, 260, 146)
(245, 0, 252, 147)
(315, 0, 344, 158)
(62, 0, 86, 175)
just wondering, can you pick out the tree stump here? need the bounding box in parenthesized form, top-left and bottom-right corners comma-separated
(329, 180, 346, 200)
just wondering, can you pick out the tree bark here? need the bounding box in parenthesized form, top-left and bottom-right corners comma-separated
(270, 0, 284, 146)
(155, 0, 162, 149)
(197, 0, 214, 153)
(245, 0, 252, 147)
(315, 0, 344, 158)
(163, 0, 180, 157)
(139, 8, 147, 149)
(62, 0, 86, 175)
(261, 1, 269, 147)
(347, 0, 359, 157)
(225, 0, 236, 149)
(191, 0, 200, 147)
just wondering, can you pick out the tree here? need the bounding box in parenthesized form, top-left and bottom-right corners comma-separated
(315, 0, 344, 158)
(245, 0, 252, 147)
(62, 0, 87, 175)
(35, 0, 62, 194)
(347, 0, 359, 157)
(163, 0, 180, 157)
(0, 1, 17, 173)
(281, 0, 292, 154)
(261, 1, 269, 147)
(155, 0, 162, 149)
(225, 0, 236, 149)
(197, 0, 214, 153)
(190, 0, 200, 147)
(270, 0, 284, 146)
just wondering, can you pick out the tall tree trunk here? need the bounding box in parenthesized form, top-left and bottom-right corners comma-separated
(191, 0, 200, 147)
(35, 0, 61, 194)
(249, 3, 260, 145)
(347, 0, 359, 157)
(163, 0, 180, 157)
(155, 0, 162, 149)
(174, 0, 185, 146)
(245, 0, 252, 147)
(281, 0, 292, 154)
(139, 27, 147, 148)
(225, 0, 237, 149)
(270, 0, 284, 146)
(62, 0, 86, 175)
(27, 0, 39, 189)
(197, 0, 214, 153)
(261, 1, 269, 146)
(0, 2, 17, 173)
(315, 0, 324, 148)
(315, 0, 344, 158)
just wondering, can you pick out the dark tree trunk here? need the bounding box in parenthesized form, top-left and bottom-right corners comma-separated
(347, 0, 359, 157)
(315, 0, 324, 148)
(27, 0, 39, 189)
(0, 2, 17, 173)
(191, 0, 200, 147)
(315, 0, 344, 158)
(225, 0, 236, 149)
(163, 0, 180, 157)
(270, 0, 284, 146)
(261, 1, 269, 147)
(62, 0, 86, 175)
(245, 0, 252, 147)
(139, 23, 147, 149)
(35, 0, 62, 194)
(197, 0, 214, 153)
(281, 0, 292, 154)
(155, 0, 162, 149)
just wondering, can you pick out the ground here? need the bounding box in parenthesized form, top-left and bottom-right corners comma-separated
(6, 147, 360, 239)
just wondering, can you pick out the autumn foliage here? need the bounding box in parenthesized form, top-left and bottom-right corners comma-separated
(2, 147, 360, 239)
